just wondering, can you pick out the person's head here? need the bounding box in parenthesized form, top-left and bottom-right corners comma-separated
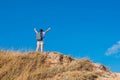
(39, 29, 43, 32)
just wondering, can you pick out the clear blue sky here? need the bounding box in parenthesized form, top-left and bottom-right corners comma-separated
(0, 0, 120, 72)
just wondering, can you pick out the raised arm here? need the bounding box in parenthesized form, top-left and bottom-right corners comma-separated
(34, 28, 38, 33)
(45, 27, 51, 33)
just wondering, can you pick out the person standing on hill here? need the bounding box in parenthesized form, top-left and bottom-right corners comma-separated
(34, 27, 51, 52)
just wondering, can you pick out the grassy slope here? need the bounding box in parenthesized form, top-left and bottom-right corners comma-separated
(0, 51, 116, 80)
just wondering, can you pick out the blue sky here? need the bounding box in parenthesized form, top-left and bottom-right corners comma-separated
(0, 0, 120, 72)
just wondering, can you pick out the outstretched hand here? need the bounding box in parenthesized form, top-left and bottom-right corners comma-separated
(34, 28, 36, 30)
(34, 28, 38, 33)
(45, 27, 51, 33)
(48, 27, 51, 31)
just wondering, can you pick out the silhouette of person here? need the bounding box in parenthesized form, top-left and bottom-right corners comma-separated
(34, 27, 51, 52)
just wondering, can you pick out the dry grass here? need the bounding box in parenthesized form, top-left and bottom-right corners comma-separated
(55, 71, 97, 80)
(0, 50, 117, 80)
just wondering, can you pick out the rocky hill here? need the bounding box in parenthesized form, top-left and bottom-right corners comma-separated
(0, 51, 120, 80)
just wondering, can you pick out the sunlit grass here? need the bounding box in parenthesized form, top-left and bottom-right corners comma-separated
(0, 51, 113, 80)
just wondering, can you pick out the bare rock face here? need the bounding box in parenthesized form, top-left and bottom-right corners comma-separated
(93, 63, 110, 74)
(44, 52, 74, 66)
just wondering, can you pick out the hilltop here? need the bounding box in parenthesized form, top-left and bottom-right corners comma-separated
(0, 51, 120, 80)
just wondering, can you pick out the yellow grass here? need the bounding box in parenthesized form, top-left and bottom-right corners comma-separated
(0, 50, 119, 80)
